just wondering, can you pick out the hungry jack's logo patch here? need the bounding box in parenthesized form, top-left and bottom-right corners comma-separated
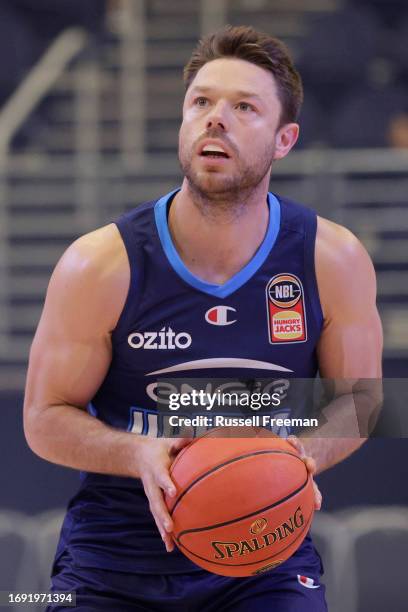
(266, 274, 307, 343)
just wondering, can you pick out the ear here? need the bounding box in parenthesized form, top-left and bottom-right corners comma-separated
(273, 123, 299, 160)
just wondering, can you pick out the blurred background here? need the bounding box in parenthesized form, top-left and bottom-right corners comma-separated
(0, 1, 407, 611)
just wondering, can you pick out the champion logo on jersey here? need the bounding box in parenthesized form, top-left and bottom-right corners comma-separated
(205, 306, 237, 326)
(297, 575, 320, 589)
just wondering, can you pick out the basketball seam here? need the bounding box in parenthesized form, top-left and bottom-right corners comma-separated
(176, 507, 314, 569)
(175, 473, 310, 537)
(169, 428, 289, 470)
(169, 449, 303, 516)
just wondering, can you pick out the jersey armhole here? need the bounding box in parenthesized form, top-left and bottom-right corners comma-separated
(304, 211, 324, 335)
(110, 216, 140, 341)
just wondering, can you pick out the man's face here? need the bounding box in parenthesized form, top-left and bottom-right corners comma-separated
(179, 57, 288, 199)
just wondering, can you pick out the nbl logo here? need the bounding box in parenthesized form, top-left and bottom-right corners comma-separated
(267, 277, 302, 309)
(266, 274, 307, 344)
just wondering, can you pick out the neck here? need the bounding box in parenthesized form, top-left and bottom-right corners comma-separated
(183, 177, 267, 223)
(168, 178, 271, 285)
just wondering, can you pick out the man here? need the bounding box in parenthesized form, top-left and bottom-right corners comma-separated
(24, 25, 382, 611)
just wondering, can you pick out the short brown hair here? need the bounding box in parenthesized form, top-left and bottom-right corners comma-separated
(183, 25, 303, 126)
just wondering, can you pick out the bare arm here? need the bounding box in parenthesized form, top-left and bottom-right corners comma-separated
(23, 224, 139, 474)
(300, 218, 383, 473)
(24, 224, 188, 550)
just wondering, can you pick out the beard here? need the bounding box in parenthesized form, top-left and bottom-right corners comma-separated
(178, 129, 275, 213)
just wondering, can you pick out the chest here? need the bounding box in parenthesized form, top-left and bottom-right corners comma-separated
(114, 269, 319, 379)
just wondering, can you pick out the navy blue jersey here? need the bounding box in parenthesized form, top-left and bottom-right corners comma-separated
(54, 189, 324, 575)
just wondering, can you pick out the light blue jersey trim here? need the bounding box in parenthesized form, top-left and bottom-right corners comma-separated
(154, 188, 281, 298)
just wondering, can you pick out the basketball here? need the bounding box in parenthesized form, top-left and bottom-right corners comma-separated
(165, 428, 315, 577)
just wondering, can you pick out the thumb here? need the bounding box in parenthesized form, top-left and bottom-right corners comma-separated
(287, 435, 305, 457)
(171, 436, 193, 454)
(155, 468, 177, 498)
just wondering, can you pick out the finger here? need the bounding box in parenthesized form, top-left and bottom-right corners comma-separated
(162, 532, 175, 553)
(313, 481, 322, 510)
(170, 436, 193, 455)
(143, 482, 166, 538)
(150, 506, 174, 552)
(287, 437, 317, 476)
(313, 480, 322, 509)
(148, 480, 176, 553)
(304, 456, 317, 475)
(147, 480, 174, 533)
(155, 466, 177, 498)
(287, 435, 305, 457)
(143, 477, 173, 539)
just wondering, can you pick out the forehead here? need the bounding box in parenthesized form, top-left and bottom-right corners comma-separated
(187, 57, 278, 100)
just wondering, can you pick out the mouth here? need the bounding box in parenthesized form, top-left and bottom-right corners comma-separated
(199, 142, 231, 160)
(200, 151, 229, 159)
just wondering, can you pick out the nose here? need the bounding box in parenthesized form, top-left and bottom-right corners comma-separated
(206, 101, 229, 131)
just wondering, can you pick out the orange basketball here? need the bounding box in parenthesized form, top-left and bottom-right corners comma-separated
(165, 428, 315, 577)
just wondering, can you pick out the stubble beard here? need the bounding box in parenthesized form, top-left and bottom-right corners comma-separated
(178, 138, 275, 220)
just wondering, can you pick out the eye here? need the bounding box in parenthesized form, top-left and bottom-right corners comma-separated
(237, 101, 254, 112)
(194, 96, 209, 107)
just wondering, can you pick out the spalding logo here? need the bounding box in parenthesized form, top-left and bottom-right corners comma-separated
(250, 518, 268, 535)
(211, 507, 304, 560)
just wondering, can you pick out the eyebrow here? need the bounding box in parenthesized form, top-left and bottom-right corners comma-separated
(190, 85, 263, 102)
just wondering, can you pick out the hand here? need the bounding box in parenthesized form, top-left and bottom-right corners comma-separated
(287, 435, 322, 511)
(136, 436, 192, 552)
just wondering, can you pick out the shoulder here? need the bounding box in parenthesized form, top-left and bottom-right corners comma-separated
(274, 194, 312, 228)
(47, 223, 129, 331)
(316, 216, 375, 276)
(56, 223, 128, 278)
(315, 216, 377, 318)
(316, 216, 366, 258)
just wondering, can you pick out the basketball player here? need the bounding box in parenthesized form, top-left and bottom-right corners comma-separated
(24, 26, 382, 611)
